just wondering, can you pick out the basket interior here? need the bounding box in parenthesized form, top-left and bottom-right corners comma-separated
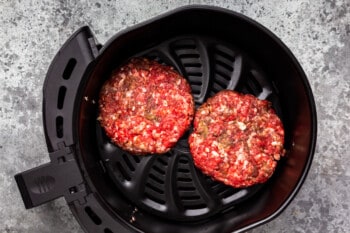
(75, 7, 315, 233)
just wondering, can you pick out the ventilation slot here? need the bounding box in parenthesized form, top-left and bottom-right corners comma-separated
(212, 82, 226, 94)
(215, 48, 235, 63)
(62, 58, 77, 80)
(146, 182, 164, 195)
(57, 86, 66, 109)
(182, 192, 207, 209)
(144, 157, 168, 205)
(144, 178, 166, 204)
(176, 156, 206, 210)
(179, 156, 189, 164)
(206, 177, 240, 201)
(153, 165, 166, 175)
(157, 156, 169, 166)
(187, 71, 203, 77)
(184, 63, 202, 68)
(216, 60, 234, 72)
(178, 185, 196, 191)
(177, 176, 192, 183)
(171, 39, 204, 98)
(104, 228, 114, 233)
(207, 177, 224, 190)
(178, 168, 190, 173)
(266, 93, 283, 117)
(114, 162, 131, 181)
(132, 154, 141, 163)
(149, 157, 168, 176)
(122, 153, 136, 172)
(182, 195, 202, 201)
(210, 46, 236, 95)
(216, 184, 236, 199)
(177, 167, 195, 191)
(172, 43, 196, 50)
(171, 39, 200, 64)
(149, 173, 165, 185)
(215, 72, 231, 88)
(189, 79, 203, 95)
(245, 71, 263, 95)
(110, 153, 138, 182)
(85, 206, 102, 225)
(148, 160, 166, 187)
(178, 53, 200, 59)
(56, 116, 63, 138)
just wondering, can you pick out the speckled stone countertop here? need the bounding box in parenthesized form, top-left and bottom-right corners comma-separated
(1, 0, 349, 232)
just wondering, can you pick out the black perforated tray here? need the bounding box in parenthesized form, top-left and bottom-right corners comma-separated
(96, 35, 281, 221)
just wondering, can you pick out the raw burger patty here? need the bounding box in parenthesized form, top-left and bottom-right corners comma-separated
(188, 90, 285, 188)
(99, 57, 195, 154)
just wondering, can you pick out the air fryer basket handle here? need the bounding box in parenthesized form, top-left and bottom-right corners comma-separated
(15, 26, 99, 209)
(14, 158, 84, 209)
(43, 26, 99, 152)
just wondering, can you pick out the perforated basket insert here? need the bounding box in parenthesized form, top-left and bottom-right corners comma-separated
(97, 35, 282, 221)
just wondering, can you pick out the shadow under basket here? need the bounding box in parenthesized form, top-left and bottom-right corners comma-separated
(14, 5, 316, 233)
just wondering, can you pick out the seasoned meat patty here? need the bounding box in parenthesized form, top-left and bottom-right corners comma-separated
(99, 57, 195, 154)
(188, 90, 285, 188)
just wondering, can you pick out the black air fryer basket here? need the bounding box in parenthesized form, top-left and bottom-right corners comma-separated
(15, 6, 317, 233)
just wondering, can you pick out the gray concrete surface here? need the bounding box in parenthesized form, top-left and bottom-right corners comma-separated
(0, 0, 349, 232)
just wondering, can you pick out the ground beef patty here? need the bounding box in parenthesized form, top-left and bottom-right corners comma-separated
(188, 90, 285, 188)
(99, 57, 194, 154)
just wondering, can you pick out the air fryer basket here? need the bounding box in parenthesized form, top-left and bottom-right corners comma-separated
(15, 6, 316, 233)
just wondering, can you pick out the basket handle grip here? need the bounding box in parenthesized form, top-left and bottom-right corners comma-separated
(15, 156, 85, 209)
